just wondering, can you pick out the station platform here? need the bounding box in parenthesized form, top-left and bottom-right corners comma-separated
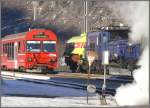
(48, 72, 112, 79)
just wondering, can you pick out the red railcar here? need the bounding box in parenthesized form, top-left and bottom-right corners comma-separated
(1, 29, 58, 73)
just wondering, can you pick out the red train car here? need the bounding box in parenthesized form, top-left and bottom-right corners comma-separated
(1, 29, 58, 73)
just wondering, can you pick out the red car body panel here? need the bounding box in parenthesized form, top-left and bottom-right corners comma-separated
(1, 29, 58, 71)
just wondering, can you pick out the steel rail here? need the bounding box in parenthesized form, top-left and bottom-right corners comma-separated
(2, 74, 116, 96)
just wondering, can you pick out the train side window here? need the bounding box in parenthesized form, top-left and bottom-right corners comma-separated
(2, 44, 3, 54)
(1, 44, 3, 54)
(12, 43, 14, 59)
(9, 43, 12, 60)
(6, 43, 8, 54)
(5, 44, 7, 54)
(22, 41, 25, 53)
(7, 43, 9, 57)
(7, 43, 9, 56)
(2, 44, 4, 54)
(7, 43, 9, 54)
(9, 43, 13, 60)
(7, 43, 10, 59)
(7, 42, 14, 60)
(4, 44, 6, 54)
(18, 41, 21, 53)
(12, 43, 13, 59)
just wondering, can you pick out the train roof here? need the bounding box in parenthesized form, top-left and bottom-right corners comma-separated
(90, 26, 130, 32)
(2, 32, 27, 40)
(2, 29, 57, 41)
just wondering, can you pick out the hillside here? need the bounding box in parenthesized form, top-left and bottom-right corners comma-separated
(1, 0, 124, 39)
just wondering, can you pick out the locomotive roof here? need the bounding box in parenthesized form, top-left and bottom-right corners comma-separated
(90, 26, 129, 32)
(101, 26, 129, 30)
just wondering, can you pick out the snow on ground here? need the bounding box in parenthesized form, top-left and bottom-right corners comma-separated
(2, 79, 91, 97)
(1, 97, 115, 107)
(1, 96, 117, 107)
(1, 79, 117, 107)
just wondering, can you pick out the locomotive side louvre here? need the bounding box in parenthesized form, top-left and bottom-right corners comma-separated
(1, 29, 58, 73)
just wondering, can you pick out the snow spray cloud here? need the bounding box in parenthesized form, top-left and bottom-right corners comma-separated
(107, 1, 149, 106)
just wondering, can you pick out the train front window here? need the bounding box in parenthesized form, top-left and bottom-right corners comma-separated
(27, 41, 41, 52)
(43, 41, 56, 52)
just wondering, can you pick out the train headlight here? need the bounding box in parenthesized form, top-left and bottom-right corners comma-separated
(49, 54, 56, 57)
(50, 58, 56, 62)
(27, 58, 32, 62)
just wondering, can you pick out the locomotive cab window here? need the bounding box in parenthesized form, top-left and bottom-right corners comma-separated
(109, 30, 129, 41)
(27, 41, 41, 52)
(66, 43, 74, 49)
(43, 41, 56, 52)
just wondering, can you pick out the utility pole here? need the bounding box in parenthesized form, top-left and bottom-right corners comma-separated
(100, 35, 109, 105)
(32, 1, 39, 21)
(84, 0, 88, 33)
(84, 0, 89, 104)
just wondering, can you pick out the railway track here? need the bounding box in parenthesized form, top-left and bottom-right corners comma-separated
(2, 74, 116, 96)
(2, 71, 133, 96)
(1, 70, 133, 83)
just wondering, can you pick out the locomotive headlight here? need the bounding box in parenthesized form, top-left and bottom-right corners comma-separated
(114, 53, 118, 58)
(128, 43, 132, 46)
(119, 23, 124, 26)
(27, 58, 32, 62)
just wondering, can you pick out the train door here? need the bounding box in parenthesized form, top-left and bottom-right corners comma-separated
(87, 33, 98, 52)
(99, 31, 110, 62)
(14, 42, 18, 69)
(100, 31, 110, 51)
(87, 33, 100, 73)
